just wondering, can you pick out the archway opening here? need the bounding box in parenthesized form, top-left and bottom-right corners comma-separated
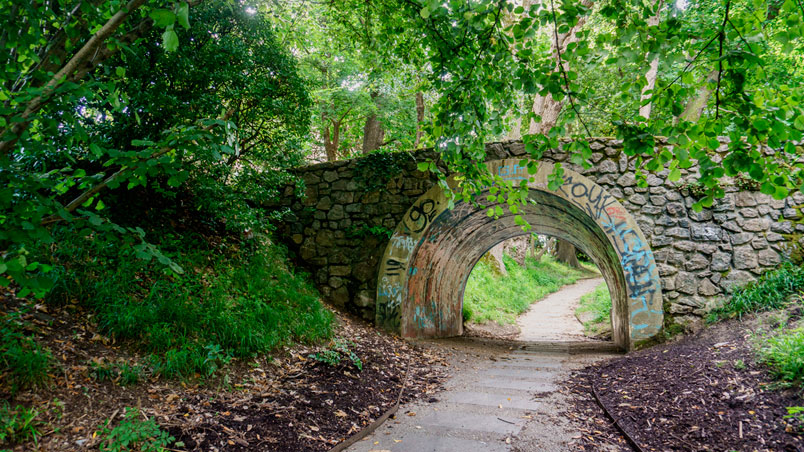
(462, 235, 612, 342)
(376, 160, 662, 350)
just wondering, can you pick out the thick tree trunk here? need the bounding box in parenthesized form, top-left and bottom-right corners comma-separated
(414, 91, 425, 148)
(680, 69, 719, 122)
(528, 0, 593, 135)
(639, 0, 664, 120)
(362, 92, 385, 154)
(553, 239, 580, 268)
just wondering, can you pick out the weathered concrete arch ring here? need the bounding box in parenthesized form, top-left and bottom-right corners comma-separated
(376, 159, 663, 350)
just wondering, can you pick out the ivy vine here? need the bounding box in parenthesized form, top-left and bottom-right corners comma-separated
(352, 150, 414, 192)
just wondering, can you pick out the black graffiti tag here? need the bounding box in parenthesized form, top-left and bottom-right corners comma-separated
(408, 199, 439, 233)
(385, 258, 406, 276)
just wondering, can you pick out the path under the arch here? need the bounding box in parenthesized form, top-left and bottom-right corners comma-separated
(516, 277, 604, 342)
(348, 281, 616, 452)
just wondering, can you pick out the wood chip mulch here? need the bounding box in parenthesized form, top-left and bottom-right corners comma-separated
(1, 289, 450, 452)
(565, 311, 804, 452)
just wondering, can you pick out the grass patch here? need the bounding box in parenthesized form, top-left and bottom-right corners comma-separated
(575, 282, 611, 336)
(0, 401, 43, 447)
(95, 407, 177, 452)
(0, 310, 52, 394)
(708, 263, 804, 322)
(463, 254, 592, 324)
(45, 228, 334, 379)
(756, 325, 804, 388)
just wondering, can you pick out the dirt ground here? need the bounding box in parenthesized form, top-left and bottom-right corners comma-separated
(567, 309, 804, 452)
(0, 290, 449, 452)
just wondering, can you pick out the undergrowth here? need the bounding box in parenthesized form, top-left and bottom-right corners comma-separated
(44, 227, 334, 379)
(575, 282, 612, 336)
(0, 401, 42, 447)
(95, 407, 177, 452)
(0, 310, 52, 394)
(463, 254, 592, 324)
(708, 263, 804, 322)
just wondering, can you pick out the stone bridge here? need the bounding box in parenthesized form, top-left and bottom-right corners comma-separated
(274, 138, 796, 350)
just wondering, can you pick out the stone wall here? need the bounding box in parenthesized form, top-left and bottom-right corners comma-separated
(275, 138, 796, 329)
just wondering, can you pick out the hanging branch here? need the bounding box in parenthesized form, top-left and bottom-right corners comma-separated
(715, 0, 731, 119)
(41, 108, 236, 225)
(549, 0, 592, 138)
(0, 0, 148, 156)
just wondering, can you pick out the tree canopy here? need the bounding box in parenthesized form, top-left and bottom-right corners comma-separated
(1, 0, 803, 295)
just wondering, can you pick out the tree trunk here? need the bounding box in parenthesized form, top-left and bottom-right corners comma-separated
(533, 237, 556, 262)
(414, 91, 425, 148)
(679, 69, 719, 123)
(528, 0, 593, 135)
(362, 92, 385, 154)
(639, 0, 664, 120)
(553, 239, 580, 268)
(323, 116, 341, 161)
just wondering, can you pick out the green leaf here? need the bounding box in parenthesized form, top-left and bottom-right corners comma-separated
(162, 28, 179, 52)
(176, 2, 190, 29)
(420, 6, 430, 19)
(668, 168, 681, 182)
(149, 9, 176, 27)
(115, 66, 125, 77)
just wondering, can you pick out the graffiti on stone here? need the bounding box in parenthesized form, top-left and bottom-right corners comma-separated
(390, 233, 416, 253)
(407, 199, 439, 233)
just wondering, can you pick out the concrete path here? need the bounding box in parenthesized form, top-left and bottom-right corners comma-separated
(516, 277, 604, 342)
(348, 277, 613, 452)
(348, 341, 616, 452)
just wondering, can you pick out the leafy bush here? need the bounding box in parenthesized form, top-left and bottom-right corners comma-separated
(709, 263, 804, 321)
(463, 254, 589, 324)
(576, 282, 612, 335)
(45, 228, 334, 379)
(0, 402, 41, 447)
(756, 327, 804, 387)
(0, 311, 52, 393)
(96, 407, 177, 452)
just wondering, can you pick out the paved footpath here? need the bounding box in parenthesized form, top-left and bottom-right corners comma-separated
(348, 341, 618, 452)
(349, 277, 615, 452)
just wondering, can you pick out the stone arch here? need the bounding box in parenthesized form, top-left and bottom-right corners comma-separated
(376, 159, 663, 350)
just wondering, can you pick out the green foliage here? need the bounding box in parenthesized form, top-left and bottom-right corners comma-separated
(784, 406, 804, 434)
(353, 150, 415, 192)
(45, 228, 334, 379)
(96, 407, 177, 452)
(756, 327, 804, 387)
(576, 282, 612, 335)
(0, 311, 52, 393)
(308, 340, 363, 371)
(89, 360, 144, 386)
(1, 1, 311, 296)
(0, 402, 42, 447)
(345, 224, 394, 239)
(708, 263, 804, 322)
(463, 254, 589, 324)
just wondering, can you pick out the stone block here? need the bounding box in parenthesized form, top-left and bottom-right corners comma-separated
(666, 227, 690, 239)
(657, 263, 678, 276)
(735, 192, 757, 207)
(751, 237, 768, 250)
(666, 202, 686, 217)
(730, 233, 751, 245)
(742, 218, 770, 232)
(691, 224, 723, 241)
(698, 278, 720, 296)
(758, 249, 781, 267)
(721, 270, 756, 293)
(685, 254, 710, 271)
(675, 272, 697, 295)
(316, 196, 332, 210)
(733, 245, 758, 270)
(710, 251, 731, 272)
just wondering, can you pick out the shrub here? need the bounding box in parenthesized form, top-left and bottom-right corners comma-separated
(0, 311, 51, 393)
(45, 228, 334, 379)
(308, 340, 363, 371)
(709, 263, 804, 321)
(756, 327, 804, 387)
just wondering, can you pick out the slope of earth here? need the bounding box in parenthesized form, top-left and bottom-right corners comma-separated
(567, 310, 804, 452)
(0, 290, 449, 452)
